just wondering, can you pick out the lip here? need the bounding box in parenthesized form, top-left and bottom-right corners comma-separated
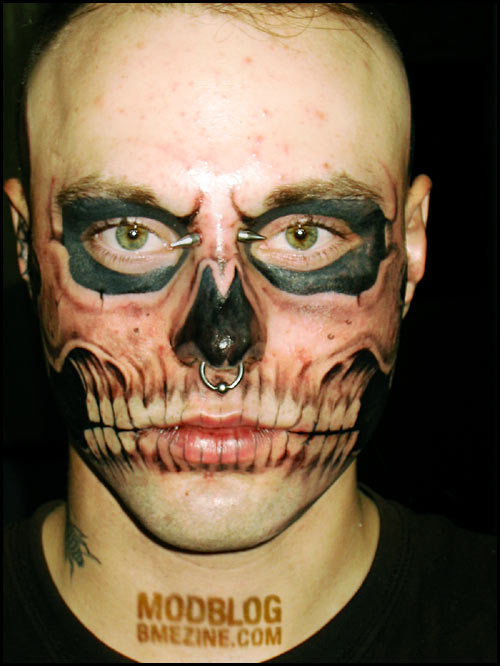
(166, 424, 280, 465)
(83, 421, 359, 472)
(180, 415, 266, 429)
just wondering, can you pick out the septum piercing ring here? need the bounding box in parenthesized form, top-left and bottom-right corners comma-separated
(200, 361, 244, 394)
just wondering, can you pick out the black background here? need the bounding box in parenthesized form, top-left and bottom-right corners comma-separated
(3, 4, 497, 534)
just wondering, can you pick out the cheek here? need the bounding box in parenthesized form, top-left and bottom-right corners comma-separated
(35, 237, 173, 370)
(258, 245, 405, 374)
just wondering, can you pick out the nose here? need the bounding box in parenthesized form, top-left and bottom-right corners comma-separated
(174, 267, 262, 368)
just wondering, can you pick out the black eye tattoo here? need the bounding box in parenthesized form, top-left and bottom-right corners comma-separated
(244, 199, 388, 295)
(61, 198, 190, 294)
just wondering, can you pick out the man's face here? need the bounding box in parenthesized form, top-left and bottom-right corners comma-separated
(24, 7, 411, 551)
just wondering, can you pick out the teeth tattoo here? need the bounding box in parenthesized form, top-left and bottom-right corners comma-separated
(35, 195, 404, 486)
(82, 423, 359, 478)
(51, 344, 388, 475)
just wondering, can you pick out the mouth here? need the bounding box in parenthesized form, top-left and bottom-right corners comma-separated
(81, 417, 358, 474)
(167, 425, 280, 465)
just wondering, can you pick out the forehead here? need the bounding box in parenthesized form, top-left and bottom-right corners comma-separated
(27, 6, 410, 212)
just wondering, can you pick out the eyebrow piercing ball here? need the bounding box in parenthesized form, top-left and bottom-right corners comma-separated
(237, 229, 267, 242)
(170, 233, 201, 249)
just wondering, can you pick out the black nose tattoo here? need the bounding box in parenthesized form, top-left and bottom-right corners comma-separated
(174, 267, 261, 368)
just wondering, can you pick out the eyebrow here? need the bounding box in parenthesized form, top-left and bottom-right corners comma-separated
(261, 172, 383, 211)
(56, 171, 384, 216)
(56, 175, 162, 209)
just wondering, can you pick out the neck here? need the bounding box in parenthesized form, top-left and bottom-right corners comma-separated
(43, 446, 379, 662)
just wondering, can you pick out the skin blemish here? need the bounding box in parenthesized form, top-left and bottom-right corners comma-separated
(118, 304, 145, 319)
(133, 328, 140, 334)
(243, 56, 253, 64)
(315, 109, 327, 121)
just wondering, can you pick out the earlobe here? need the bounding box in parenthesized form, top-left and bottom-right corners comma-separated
(402, 174, 432, 318)
(4, 177, 32, 294)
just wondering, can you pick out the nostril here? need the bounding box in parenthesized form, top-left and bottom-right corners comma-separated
(173, 267, 263, 368)
(175, 316, 252, 368)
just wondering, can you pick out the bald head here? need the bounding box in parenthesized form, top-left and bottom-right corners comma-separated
(25, 3, 411, 223)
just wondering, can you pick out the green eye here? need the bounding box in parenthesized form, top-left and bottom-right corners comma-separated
(285, 224, 318, 250)
(115, 222, 149, 250)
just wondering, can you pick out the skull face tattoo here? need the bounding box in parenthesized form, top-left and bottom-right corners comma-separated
(15, 7, 413, 552)
(29, 184, 406, 550)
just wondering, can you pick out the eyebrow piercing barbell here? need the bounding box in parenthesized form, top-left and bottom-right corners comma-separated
(170, 233, 201, 249)
(200, 361, 244, 394)
(237, 229, 266, 242)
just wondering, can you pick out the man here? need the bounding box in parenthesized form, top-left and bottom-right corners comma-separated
(3, 3, 495, 662)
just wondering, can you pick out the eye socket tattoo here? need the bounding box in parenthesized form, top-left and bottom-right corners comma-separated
(61, 199, 190, 294)
(61, 196, 387, 297)
(245, 199, 388, 295)
(81, 217, 179, 274)
(253, 214, 362, 272)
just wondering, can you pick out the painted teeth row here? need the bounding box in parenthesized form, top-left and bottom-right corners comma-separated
(83, 427, 359, 476)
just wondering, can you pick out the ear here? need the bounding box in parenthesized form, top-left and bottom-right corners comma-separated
(402, 173, 432, 318)
(4, 177, 33, 296)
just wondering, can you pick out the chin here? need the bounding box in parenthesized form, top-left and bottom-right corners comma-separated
(105, 467, 313, 552)
(83, 447, 352, 553)
(72, 423, 360, 551)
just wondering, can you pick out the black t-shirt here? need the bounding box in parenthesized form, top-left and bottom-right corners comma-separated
(3, 485, 496, 663)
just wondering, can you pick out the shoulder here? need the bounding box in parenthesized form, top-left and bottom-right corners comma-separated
(370, 489, 497, 662)
(4, 502, 65, 661)
(366, 486, 496, 581)
(402, 501, 496, 588)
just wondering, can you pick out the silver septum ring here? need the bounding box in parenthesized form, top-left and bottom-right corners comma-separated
(200, 361, 244, 394)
